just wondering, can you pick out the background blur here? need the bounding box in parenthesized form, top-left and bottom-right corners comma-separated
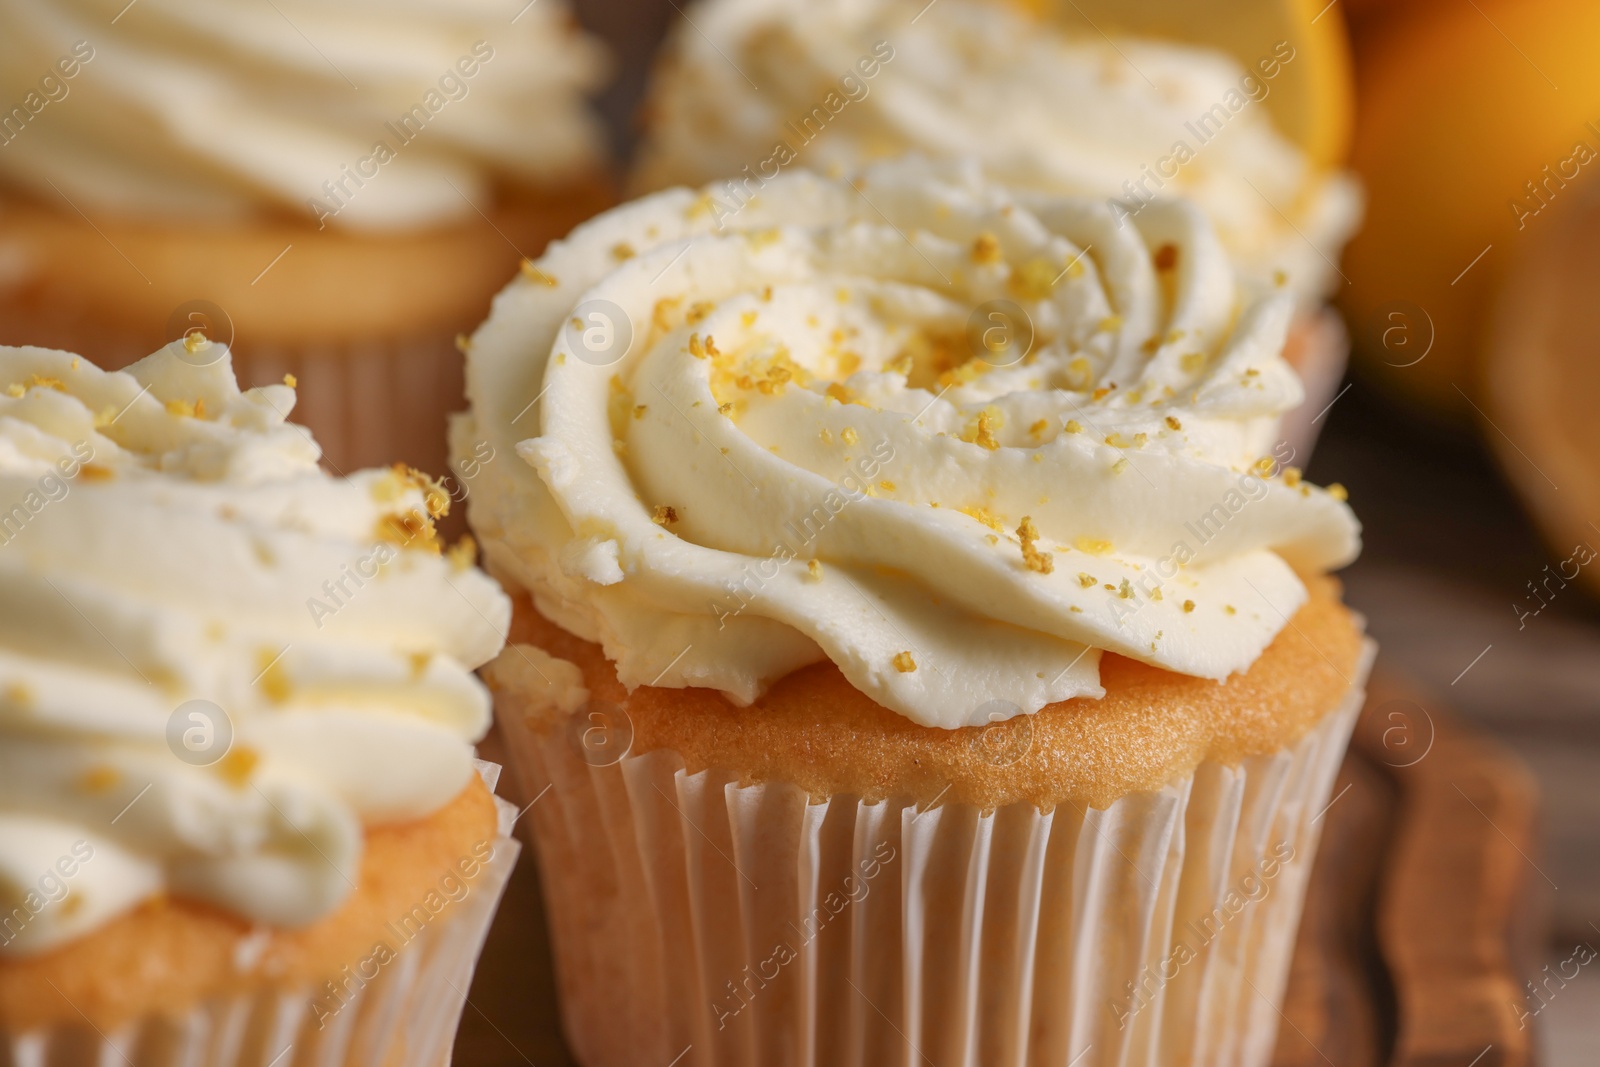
(457, 0, 1600, 1062)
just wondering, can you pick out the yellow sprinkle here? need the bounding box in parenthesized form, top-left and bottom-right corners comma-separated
(1183, 600, 1195, 613)
(283, 373, 298, 388)
(446, 535, 478, 572)
(841, 427, 859, 445)
(1064, 420, 1083, 434)
(1077, 572, 1097, 588)
(77, 766, 120, 794)
(971, 231, 1003, 265)
(1224, 605, 1237, 615)
(182, 330, 209, 354)
(891, 651, 917, 673)
(79, 464, 113, 482)
(519, 260, 558, 286)
(688, 333, 707, 359)
(612, 242, 636, 261)
(819, 427, 833, 444)
(409, 651, 432, 679)
(1009, 257, 1063, 300)
(807, 559, 822, 580)
(825, 382, 857, 405)
(375, 509, 442, 554)
(1165, 415, 1182, 431)
(1327, 483, 1349, 501)
(216, 746, 260, 787)
(1074, 536, 1113, 555)
(878, 480, 896, 492)
(1017, 516, 1054, 574)
(960, 505, 1004, 532)
(256, 649, 291, 703)
(1118, 579, 1134, 599)
(165, 399, 196, 418)
(1111, 458, 1129, 474)
(1253, 456, 1275, 476)
(960, 406, 1003, 450)
(1104, 432, 1130, 448)
(1132, 432, 1148, 447)
(1029, 419, 1049, 440)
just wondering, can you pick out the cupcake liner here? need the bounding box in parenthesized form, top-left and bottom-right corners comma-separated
(499, 642, 1375, 1067)
(3, 761, 520, 1067)
(1278, 308, 1351, 464)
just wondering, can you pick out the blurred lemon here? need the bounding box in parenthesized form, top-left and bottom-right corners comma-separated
(1037, 0, 1354, 167)
(1343, 0, 1599, 420)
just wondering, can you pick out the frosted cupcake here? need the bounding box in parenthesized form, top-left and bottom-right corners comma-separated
(0, 342, 516, 1067)
(0, 0, 612, 476)
(455, 161, 1373, 1065)
(631, 0, 1362, 456)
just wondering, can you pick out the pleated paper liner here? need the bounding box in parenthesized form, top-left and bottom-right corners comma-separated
(0, 179, 614, 478)
(1279, 307, 1350, 464)
(496, 642, 1375, 1067)
(2, 762, 520, 1067)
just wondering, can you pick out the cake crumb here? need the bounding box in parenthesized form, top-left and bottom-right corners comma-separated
(651, 505, 679, 526)
(892, 651, 917, 673)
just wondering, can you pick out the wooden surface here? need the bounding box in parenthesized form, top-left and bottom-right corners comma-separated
(1272, 674, 1544, 1067)
(456, 675, 1546, 1067)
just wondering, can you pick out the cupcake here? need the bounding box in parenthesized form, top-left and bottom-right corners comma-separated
(0, 341, 517, 1066)
(630, 0, 1362, 458)
(0, 0, 613, 477)
(455, 161, 1372, 1065)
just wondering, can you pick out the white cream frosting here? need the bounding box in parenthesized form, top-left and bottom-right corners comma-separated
(632, 0, 1361, 302)
(0, 343, 509, 956)
(453, 161, 1359, 731)
(0, 0, 608, 229)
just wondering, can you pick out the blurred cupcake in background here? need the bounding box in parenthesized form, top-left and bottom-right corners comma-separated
(631, 0, 1362, 457)
(0, 341, 516, 1066)
(0, 0, 613, 476)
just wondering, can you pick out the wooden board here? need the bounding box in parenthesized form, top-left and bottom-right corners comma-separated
(1272, 673, 1545, 1067)
(457, 674, 1547, 1066)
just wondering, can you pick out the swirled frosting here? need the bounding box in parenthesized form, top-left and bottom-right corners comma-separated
(0, 343, 508, 956)
(0, 0, 608, 229)
(632, 0, 1360, 302)
(453, 161, 1359, 730)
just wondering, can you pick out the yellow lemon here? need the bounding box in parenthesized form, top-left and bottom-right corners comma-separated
(1342, 0, 1600, 420)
